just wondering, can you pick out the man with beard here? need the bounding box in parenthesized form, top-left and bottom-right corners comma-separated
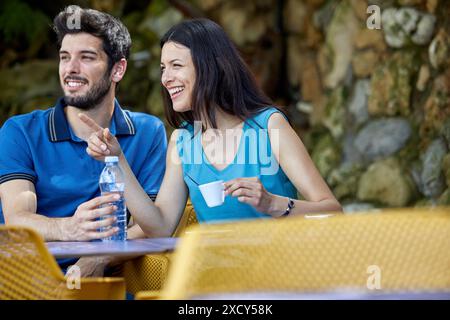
(0, 6, 167, 276)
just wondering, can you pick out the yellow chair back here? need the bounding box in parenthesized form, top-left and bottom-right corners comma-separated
(159, 208, 450, 299)
(0, 225, 125, 300)
(122, 201, 197, 294)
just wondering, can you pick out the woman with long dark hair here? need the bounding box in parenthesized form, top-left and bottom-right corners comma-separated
(80, 18, 341, 237)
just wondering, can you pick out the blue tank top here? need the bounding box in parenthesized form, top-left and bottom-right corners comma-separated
(176, 107, 297, 223)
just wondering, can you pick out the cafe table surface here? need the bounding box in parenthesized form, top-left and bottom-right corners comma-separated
(192, 291, 450, 300)
(45, 238, 178, 259)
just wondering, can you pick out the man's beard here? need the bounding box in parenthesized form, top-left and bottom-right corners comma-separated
(63, 71, 112, 111)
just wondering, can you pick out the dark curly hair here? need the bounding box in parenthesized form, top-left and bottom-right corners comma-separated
(53, 5, 131, 71)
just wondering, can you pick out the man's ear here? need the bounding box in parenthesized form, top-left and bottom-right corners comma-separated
(111, 58, 127, 82)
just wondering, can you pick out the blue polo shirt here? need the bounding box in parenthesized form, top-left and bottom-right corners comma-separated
(0, 98, 167, 269)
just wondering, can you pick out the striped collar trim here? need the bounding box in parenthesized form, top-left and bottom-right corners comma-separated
(48, 98, 136, 142)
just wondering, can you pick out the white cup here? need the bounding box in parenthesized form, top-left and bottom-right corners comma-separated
(198, 180, 225, 207)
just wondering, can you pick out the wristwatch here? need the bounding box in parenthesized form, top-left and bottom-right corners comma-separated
(282, 198, 295, 217)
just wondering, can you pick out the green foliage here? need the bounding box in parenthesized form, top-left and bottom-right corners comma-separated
(0, 0, 50, 44)
(147, 0, 171, 16)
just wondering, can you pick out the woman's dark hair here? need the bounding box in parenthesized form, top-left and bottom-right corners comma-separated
(160, 18, 279, 129)
(53, 5, 131, 72)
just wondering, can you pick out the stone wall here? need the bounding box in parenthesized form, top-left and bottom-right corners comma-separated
(199, 0, 450, 211)
(0, 0, 448, 211)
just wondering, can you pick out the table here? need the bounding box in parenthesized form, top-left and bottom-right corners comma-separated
(46, 238, 178, 259)
(192, 290, 450, 300)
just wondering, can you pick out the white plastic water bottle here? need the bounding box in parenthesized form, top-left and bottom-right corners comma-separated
(99, 156, 127, 241)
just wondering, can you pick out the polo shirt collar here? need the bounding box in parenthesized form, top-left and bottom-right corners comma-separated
(48, 98, 136, 142)
(112, 99, 136, 136)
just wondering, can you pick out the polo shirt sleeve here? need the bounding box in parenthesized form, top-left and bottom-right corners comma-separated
(138, 121, 167, 201)
(0, 119, 37, 185)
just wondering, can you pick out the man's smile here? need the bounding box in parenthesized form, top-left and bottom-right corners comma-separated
(64, 77, 88, 91)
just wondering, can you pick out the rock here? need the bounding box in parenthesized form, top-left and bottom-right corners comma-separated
(421, 71, 450, 138)
(350, 0, 369, 21)
(193, 0, 224, 11)
(398, 0, 426, 5)
(342, 132, 364, 166)
(442, 153, 450, 188)
(442, 119, 450, 149)
(438, 188, 450, 205)
(296, 101, 313, 114)
(368, 0, 395, 8)
(352, 29, 387, 78)
(311, 133, 341, 178)
(284, 0, 308, 34)
(421, 139, 448, 198)
(357, 157, 414, 207)
(323, 87, 346, 139)
(368, 51, 417, 116)
(352, 50, 380, 78)
(309, 95, 327, 127)
(410, 160, 425, 195)
(343, 202, 377, 214)
(426, 0, 439, 13)
(288, 35, 322, 94)
(305, 0, 325, 8)
(381, 7, 436, 48)
(304, 21, 323, 49)
(354, 118, 412, 162)
(381, 8, 414, 48)
(353, 29, 387, 51)
(322, 0, 359, 89)
(396, 8, 420, 34)
(286, 36, 305, 87)
(317, 42, 330, 81)
(312, 0, 337, 31)
(242, 15, 268, 45)
(416, 64, 431, 91)
(429, 28, 450, 70)
(300, 55, 322, 103)
(396, 0, 437, 13)
(246, 36, 283, 98)
(348, 79, 370, 126)
(412, 12, 437, 44)
(220, 5, 249, 47)
(220, 3, 268, 46)
(414, 198, 438, 207)
(328, 163, 364, 200)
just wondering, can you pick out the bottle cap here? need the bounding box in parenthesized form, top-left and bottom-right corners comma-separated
(105, 156, 119, 163)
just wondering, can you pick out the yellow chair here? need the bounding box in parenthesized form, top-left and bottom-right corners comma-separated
(121, 201, 197, 295)
(137, 207, 450, 299)
(0, 225, 125, 300)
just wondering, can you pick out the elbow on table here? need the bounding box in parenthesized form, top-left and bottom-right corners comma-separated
(140, 222, 174, 239)
(322, 198, 343, 214)
(3, 211, 27, 225)
(332, 201, 344, 213)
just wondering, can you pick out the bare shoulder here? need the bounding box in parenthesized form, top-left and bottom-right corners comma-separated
(169, 129, 180, 139)
(266, 110, 308, 162)
(267, 111, 291, 130)
(166, 129, 183, 166)
(168, 128, 183, 144)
